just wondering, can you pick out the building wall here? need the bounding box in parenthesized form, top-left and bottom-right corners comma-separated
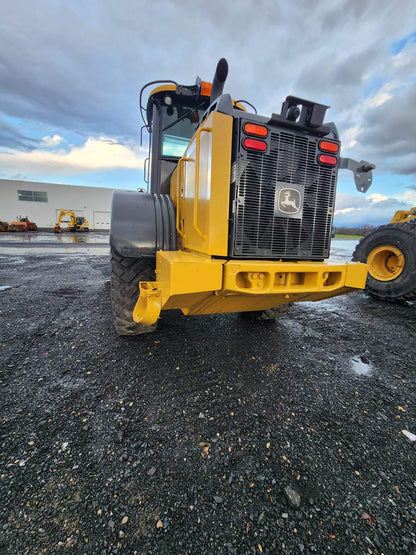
(0, 179, 123, 229)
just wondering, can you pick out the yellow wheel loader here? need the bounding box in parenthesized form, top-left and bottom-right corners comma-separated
(54, 209, 89, 233)
(110, 59, 375, 335)
(352, 207, 416, 301)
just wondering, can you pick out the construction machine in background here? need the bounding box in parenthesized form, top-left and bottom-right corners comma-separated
(54, 209, 89, 233)
(352, 207, 416, 301)
(7, 216, 38, 232)
(110, 58, 375, 335)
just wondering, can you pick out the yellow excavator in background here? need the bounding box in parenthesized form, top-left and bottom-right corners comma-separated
(353, 206, 416, 301)
(54, 209, 89, 233)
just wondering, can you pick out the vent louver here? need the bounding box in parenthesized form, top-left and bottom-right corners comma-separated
(231, 128, 337, 260)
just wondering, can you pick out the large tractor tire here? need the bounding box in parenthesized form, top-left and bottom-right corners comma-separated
(110, 249, 157, 335)
(352, 223, 416, 301)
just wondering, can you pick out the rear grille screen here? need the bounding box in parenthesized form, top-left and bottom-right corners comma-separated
(230, 128, 337, 260)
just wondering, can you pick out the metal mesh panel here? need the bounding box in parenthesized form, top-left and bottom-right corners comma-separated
(232, 129, 337, 259)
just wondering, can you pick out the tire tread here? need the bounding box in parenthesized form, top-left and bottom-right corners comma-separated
(352, 222, 416, 301)
(110, 249, 157, 335)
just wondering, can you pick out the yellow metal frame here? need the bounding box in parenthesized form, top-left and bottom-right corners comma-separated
(175, 157, 191, 239)
(193, 126, 211, 241)
(390, 207, 416, 224)
(131, 92, 370, 327)
(170, 111, 233, 256)
(133, 251, 368, 326)
(174, 126, 213, 241)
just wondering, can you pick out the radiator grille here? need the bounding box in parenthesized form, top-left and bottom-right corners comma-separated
(231, 129, 337, 259)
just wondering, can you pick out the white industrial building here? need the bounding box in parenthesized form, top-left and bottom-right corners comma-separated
(0, 179, 126, 230)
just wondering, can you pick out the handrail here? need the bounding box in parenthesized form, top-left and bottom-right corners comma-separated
(176, 125, 212, 241)
(144, 157, 149, 187)
(193, 126, 212, 240)
(176, 157, 192, 238)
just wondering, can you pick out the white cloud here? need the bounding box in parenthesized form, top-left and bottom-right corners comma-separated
(342, 126, 360, 148)
(334, 207, 356, 216)
(334, 191, 412, 226)
(401, 190, 416, 205)
(42, 134, 63, 146)
(367, 193, 389, 203)
(392, 42, 416, 73)
(0, 137, 146, 175)
(364, 91, 391, 109)
(338, 81, 404, 156)
(362, 81, 400, 111)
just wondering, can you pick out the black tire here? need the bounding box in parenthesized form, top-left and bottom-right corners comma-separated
(352, 223, 416, 301)
(110, 249, 157, 335)
(241, 303, 293, 321)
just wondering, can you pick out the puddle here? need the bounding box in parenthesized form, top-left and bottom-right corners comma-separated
(0, 246, 109, 256)
(56, 236, 91, 244)
(328, 238, 359, 263)
(0, 231, 109, 245)
(350, 355, 373, 376)
(0, 231, 109, 255)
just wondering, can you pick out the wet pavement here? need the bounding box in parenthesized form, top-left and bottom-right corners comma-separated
(0, 232, 358, 261)
(327, 239, 360, 263)
(0, 231, 109, 255)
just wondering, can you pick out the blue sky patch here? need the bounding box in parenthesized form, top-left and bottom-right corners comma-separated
(391, 30, 416, 55)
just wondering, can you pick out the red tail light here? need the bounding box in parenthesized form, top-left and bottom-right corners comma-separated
(318, 154, 337, 166)
(319, 140, 339, 153)
(244, 123, 268, 137)
(243, 138, 267, 151)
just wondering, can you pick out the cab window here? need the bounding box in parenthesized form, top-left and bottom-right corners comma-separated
(160, 104, 207, 158)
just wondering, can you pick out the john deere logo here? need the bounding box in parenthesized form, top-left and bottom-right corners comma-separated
(278, 188, 301, 214)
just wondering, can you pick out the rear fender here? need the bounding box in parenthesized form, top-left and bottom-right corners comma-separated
(110, 190, 176, 258)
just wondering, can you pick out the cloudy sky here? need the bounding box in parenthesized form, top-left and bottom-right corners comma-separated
(1, 0, 415, 226)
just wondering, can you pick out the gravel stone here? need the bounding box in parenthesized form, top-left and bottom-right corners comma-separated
(0, 249, 415, 555)
(284, 485, 301, 508)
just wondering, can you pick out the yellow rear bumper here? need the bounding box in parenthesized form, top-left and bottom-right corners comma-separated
(133, 251, 367, 325)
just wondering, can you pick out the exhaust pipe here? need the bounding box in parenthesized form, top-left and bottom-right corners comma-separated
(210, 58, 228, 104)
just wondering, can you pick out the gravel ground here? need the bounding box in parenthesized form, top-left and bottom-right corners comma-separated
(0, 252, 415, 554)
